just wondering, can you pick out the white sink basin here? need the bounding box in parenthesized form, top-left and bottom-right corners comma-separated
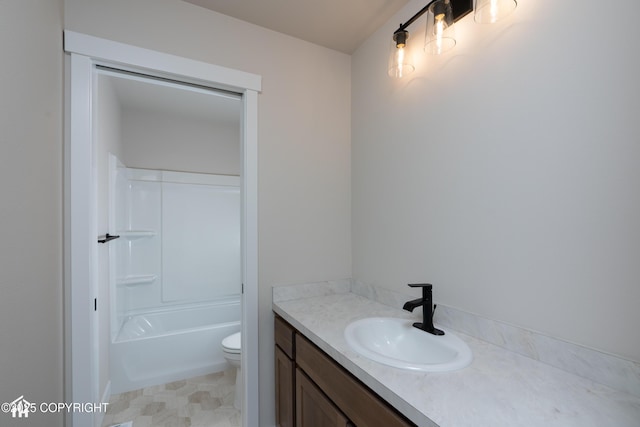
(344, 317, 472, 372)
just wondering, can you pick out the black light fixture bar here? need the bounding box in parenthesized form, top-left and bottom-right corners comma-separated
(394, 0, 473, 34)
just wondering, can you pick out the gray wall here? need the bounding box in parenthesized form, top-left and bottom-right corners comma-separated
(122, 108, 240, 175)
(352, 0, 640, 362)
(0, 1, 64, 426)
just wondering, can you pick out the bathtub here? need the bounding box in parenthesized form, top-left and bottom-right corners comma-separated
(110, 296, 240, 394)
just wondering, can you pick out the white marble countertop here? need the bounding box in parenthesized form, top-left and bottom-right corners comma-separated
(273, 291, 640, 427)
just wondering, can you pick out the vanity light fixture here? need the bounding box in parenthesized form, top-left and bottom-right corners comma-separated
(388, 0, 517, 78)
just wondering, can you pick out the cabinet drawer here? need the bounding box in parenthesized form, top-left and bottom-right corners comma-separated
(296, 334, 415, 427)
(275, 315, 295, 358)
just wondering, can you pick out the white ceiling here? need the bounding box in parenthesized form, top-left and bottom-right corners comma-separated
(182, 0, 409, 54)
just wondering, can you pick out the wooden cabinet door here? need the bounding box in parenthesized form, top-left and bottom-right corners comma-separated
(296, 368, 350, 427)
(276, 346, 295, 427)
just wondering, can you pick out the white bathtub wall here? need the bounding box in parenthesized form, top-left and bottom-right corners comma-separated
(113, 167, 241, 323)
(162, 178, 241, 302)
(114, 170, 163, 318)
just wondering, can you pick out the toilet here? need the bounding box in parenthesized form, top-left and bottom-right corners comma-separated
(221, 331, 242, 410)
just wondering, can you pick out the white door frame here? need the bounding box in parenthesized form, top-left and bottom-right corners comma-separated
(63, 31, 261, 427)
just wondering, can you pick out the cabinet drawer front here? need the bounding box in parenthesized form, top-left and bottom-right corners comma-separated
(296, 335, 415, 427)
(275, 315, 295, 358)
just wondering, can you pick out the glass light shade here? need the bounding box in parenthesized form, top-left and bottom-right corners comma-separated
(424, 0, 456, 55)
(474, 0, 517, 24)
(388, 30, 415, 78)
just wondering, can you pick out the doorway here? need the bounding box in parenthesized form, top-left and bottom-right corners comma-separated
(64, 31, 260, 427)
(98, 67, 243, 398)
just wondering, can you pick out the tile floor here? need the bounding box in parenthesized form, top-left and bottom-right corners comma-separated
(102, 369, 241, 427)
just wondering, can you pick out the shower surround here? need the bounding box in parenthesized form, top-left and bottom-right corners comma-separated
(109, 159, 241, 393)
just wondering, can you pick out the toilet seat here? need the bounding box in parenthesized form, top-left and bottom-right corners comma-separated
(222, 332, 241, 354)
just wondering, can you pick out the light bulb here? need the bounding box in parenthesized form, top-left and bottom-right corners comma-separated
(490, 0, 499, 23)
(395, 45, 406, 74)
(388, 30, 415, 78)
(434, 14, 445, 54)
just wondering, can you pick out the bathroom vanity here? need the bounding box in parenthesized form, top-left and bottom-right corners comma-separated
(275, 315, 415, 427)
(273, 281, 640, 427)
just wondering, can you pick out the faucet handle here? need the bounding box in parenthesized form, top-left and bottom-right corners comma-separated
(407, 283, 432, 289)
(408, 283, 433, 299)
